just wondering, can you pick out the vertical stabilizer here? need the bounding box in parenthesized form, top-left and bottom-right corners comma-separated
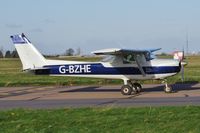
(10, 33, 46, 70)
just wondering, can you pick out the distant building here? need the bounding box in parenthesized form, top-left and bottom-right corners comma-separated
(173, 51, 184, 61)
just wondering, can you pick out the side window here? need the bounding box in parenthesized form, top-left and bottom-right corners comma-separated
(144, 52, 151, 61)
(123, 54, 135, 64)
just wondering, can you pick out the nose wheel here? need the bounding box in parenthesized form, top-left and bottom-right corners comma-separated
(162, 79, 172, 93)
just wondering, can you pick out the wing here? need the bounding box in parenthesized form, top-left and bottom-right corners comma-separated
(92, 48, 161, 55)
(92, 48, 161, 77)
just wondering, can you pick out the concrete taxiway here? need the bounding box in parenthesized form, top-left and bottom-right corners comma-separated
(0, 83, 200, 109)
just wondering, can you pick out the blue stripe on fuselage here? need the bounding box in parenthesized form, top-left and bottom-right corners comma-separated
(43, 63, 181, 75)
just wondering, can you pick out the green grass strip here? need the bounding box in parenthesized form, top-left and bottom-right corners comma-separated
(0, 106, 200, 133)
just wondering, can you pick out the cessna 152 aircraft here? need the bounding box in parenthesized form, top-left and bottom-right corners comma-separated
(10, 33, 184, 95)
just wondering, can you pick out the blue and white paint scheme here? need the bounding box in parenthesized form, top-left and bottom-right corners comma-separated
(10, 33, 182, 95)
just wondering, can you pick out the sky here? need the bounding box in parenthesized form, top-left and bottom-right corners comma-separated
(0, 0, 200, 55)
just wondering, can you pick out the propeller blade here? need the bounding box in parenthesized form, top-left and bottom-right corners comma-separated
(180, 61, 187, 82)
(181, 63, 184, 82)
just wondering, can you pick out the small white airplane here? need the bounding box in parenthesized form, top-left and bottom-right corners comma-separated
(10, 33, 184, 95)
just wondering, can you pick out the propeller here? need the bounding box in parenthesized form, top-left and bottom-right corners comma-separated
(180, 61, 187, 82)
(173, 50, 187, 82)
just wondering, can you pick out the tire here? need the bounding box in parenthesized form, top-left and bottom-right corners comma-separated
(164, 86, 172, 93)
(133, 83, 142, 93)
(131, 84, 137, 94)
(121, 85, 132, 95)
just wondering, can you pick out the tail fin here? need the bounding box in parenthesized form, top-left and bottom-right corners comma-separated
(10, 33, 46, 70)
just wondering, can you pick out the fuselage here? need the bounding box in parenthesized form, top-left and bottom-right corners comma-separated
(34, 58, 181, 81)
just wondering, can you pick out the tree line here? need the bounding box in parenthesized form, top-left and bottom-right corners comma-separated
(64, 48, 81, 56)
(0, 50, 19, 58)
(0, 47, 81, 58)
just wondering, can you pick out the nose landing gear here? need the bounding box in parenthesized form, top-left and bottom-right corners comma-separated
(162, 79, 172, 93)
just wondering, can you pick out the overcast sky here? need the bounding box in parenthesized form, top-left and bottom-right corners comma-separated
(0, 0, 200, 55)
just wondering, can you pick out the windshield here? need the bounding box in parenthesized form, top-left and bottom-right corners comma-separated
(145, 52, 155, 61)
(101, 55, 115, 63)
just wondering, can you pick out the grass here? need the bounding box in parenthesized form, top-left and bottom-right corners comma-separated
(0, 56, 200, 86)
(0, 106, 200, 133)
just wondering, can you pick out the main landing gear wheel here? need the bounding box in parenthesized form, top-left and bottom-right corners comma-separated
(121, 85, 132, 95)
(132, 83, 142, 93)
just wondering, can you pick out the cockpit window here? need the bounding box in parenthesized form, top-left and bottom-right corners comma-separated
(101, 55, 115, 63)
(101, 52, 154, 64)
(145, 52, 150, 61)
(145, 52, 153, 61)
(123, 54, 135, 64)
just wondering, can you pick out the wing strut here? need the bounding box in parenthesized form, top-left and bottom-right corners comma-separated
(134, 55, 146, 77)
